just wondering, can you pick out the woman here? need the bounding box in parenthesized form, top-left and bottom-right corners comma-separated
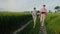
(32, 7, 37, 28)
(39, 5, 47, 27)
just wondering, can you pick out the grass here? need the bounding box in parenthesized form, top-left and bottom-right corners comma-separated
(45, 13, 60, 34)
(0, 12, 32, 34)
(17, 13, 60, 34)
(0, 12, 60, 34)
(17, 17, 40, 34)
(0, 12, 31, 16)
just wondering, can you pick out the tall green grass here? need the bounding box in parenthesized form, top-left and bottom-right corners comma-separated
(0, 12, 32, 34)
(45, 13, 60, 34)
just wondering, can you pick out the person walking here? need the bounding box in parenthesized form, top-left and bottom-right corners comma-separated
(32, 7, 37, 28)
(39, 5, 47, 27)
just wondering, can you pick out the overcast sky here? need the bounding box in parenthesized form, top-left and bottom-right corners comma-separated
(0, 0, 60, 11)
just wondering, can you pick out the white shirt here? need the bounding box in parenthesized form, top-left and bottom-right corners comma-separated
(32, 9, 37, 16)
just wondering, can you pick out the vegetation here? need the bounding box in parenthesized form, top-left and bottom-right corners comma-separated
(54, 6, 60, 12)
(45, 13, 60, 34)
(17, 13, 60, 34)
(0, 12, 32, 34)
(17, 17, 40, 34)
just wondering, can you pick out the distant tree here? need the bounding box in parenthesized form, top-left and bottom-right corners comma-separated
(55, 11, 57, 13)
(54, 6, 60, 9)
(49, 10, 52, 13)
(54, 6, 60, 13)
(49, 10, 51, 13)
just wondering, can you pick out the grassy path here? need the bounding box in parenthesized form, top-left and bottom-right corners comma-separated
(13, 20, 32, 34)
(39, 24, 47, 34)
(17, 17, 40, 34)
(17, 17, 47, 34)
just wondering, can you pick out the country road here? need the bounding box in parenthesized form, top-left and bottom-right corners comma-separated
(39, 24, 47, 34)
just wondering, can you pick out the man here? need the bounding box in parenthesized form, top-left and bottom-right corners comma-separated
(32, 7, 37, 28)
(39, 5, 47, 27)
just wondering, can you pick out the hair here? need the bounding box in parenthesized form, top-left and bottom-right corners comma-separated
(34, 7, 36, 9)
(43, 5, 46, 7)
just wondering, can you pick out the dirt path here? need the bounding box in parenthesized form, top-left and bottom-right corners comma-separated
(39, 23, 47, 34)
(13, 20, 32, 34)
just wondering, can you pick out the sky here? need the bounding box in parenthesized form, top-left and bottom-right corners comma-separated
(0, 0, 60, 12)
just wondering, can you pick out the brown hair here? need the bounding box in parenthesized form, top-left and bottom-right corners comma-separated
(43, 5, 46, 7)
(34, 7, 36, 9)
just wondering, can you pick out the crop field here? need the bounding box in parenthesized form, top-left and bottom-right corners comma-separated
(0, 12, 60, 34)
(0, 12, 32, 34)
(45, 13, 60, 34)
(17, 13, 60, 34)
